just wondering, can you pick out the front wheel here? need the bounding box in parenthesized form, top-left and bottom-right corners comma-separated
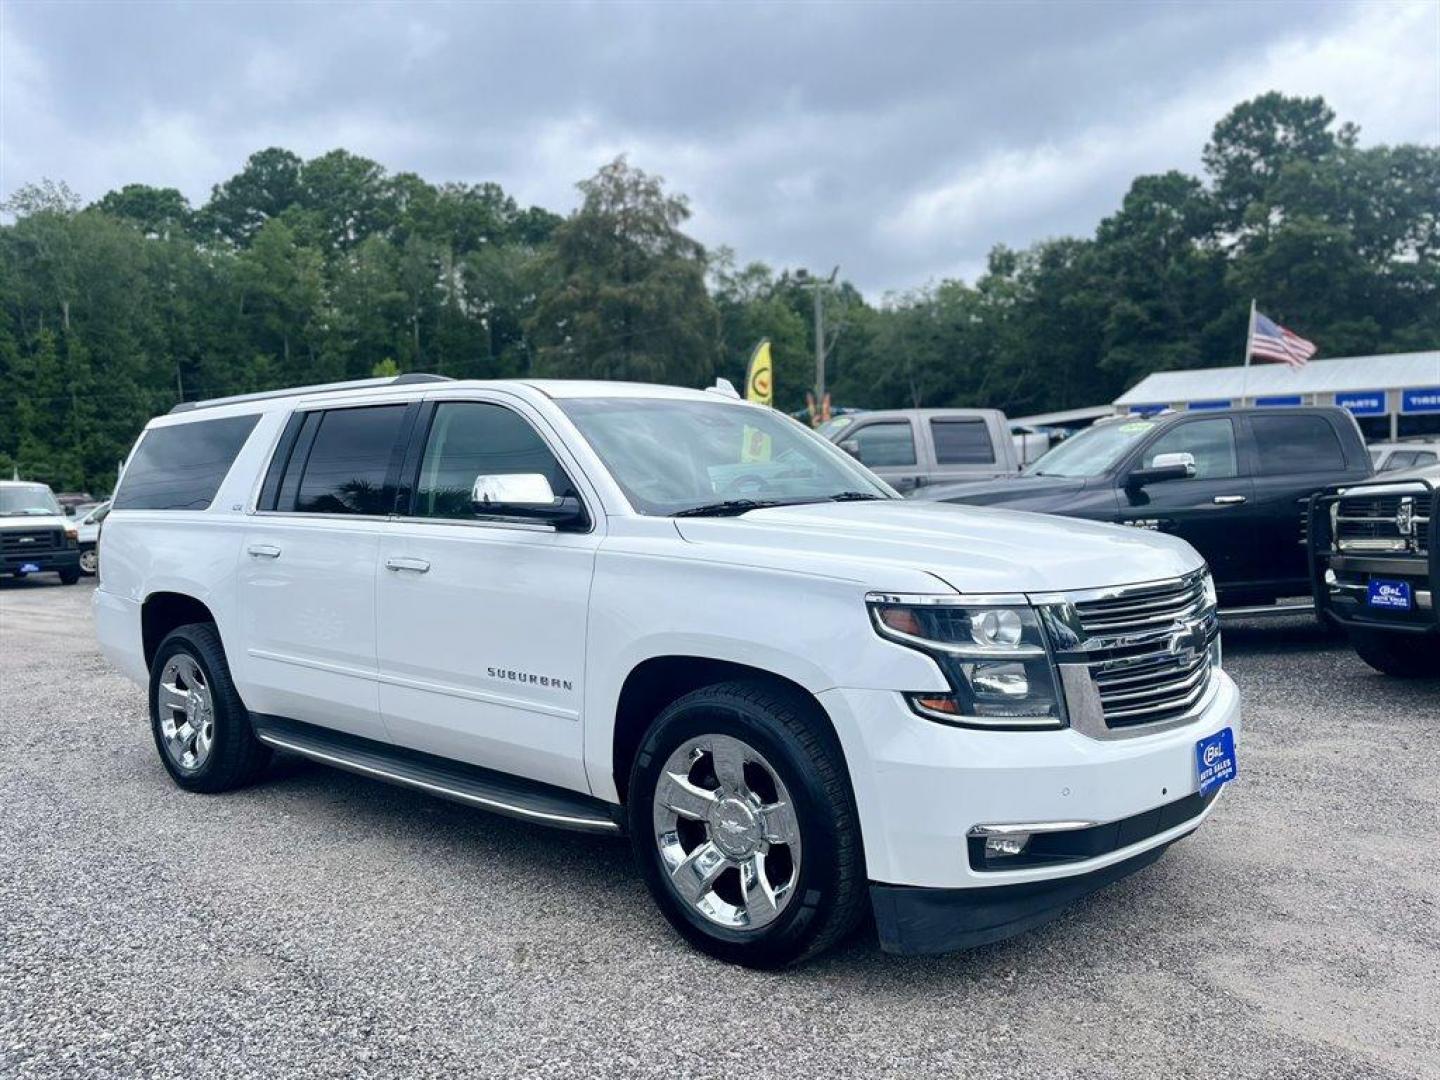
(79, 546, 98, 575)
(628, 680, 866, 968)
(57, 566, 81, 585)
(1349, 629, 1438, 678)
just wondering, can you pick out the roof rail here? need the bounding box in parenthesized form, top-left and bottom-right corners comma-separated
(168, 373, 453, 415)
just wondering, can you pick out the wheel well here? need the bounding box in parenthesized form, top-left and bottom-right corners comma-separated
(142, 592, 216, 668)
(611, 656, 833, 803)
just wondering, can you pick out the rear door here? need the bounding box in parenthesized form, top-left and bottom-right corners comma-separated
(1117, 417, 1254, 586)
(237, 400, 416, 742)
(1243, 412, 1359, 594)
(842, 418, 925, 492)
(375, 393, 600, 792)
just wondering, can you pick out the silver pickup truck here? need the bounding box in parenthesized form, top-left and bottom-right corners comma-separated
(819, 408, 1021, 492)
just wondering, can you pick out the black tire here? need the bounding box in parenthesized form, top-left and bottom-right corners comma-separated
(1349, 629, 1439, 678)
(148, 622, 271, 792)
(58, 567, 81, 585)
(627, 679, 866, 968)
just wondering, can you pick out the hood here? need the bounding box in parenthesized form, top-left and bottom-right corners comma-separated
(912, 473, 1089, 506)
(0, 512, 69, 531)
(674, 499, 1201, 595)
(1352, 463, 1439, 488)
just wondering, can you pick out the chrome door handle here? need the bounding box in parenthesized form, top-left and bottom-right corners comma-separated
(384, 557, 430, 573)
(246, 544, 281, 558)
(1213, 495, 1247, 506)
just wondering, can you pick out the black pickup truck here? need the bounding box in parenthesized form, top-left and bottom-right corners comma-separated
(913, 407, 1373, 609)
(1308, 463, 1438, 676)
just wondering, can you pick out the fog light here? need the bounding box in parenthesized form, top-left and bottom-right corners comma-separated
(984, 834, 1030, 858)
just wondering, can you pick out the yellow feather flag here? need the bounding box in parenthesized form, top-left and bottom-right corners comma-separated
(745, 339, 773, 406)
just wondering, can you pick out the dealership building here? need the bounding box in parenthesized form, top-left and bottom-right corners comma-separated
(1112, 350, 1440, 441)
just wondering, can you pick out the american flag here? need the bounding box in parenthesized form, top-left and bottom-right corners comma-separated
(1249, 310, 1317, 369)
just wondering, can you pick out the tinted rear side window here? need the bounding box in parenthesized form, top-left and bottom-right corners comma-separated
(850, 422, 916, 467)
(930, 419, 996, 465)
(113, 414, 260, 510)
(1251, 415, 1346, 475)
(289, 405, 408, 515)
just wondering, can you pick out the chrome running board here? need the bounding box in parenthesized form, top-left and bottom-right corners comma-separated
(250, 714, 622, 834)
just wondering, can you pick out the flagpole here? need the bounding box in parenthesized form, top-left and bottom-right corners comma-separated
(1240, 299, 1256, 406)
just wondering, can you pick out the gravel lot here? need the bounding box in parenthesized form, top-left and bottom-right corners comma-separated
(2, 578, 1437, 1079)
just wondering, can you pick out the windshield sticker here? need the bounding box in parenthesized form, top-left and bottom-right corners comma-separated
(1118, 422, 1155, 434)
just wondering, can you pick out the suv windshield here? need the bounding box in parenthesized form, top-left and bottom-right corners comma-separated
(0, 483, 62, 516)
(558, 397, 892, 515)
(1025, 419, 1159, 478)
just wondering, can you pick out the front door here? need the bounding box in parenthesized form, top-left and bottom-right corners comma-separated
(237, 401, 413, 741)
(1118, 417, 1254, 587)
(376, 397, 600, 792)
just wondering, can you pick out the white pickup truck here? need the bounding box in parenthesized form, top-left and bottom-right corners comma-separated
(94, 375, 1240, 967)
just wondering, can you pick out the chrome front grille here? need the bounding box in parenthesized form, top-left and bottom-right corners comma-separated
(1, 528, 63, 553)
(1336, 490, 1430, 555)
(1067, 571, 1218, 732)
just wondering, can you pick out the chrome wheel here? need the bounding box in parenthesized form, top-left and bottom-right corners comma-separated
(157, 654, 215, 772)
(652, 734, 801, 931)
(79, 548, 99, 575)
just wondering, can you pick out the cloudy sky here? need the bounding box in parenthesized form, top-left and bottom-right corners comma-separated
(2, 0, 1436, 295)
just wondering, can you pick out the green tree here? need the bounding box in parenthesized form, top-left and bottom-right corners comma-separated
(530, 157, 719, 385)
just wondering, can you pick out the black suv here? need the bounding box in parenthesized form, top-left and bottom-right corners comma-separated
(914, 407, 1373, 608)
(1309, 463, 1438, 676)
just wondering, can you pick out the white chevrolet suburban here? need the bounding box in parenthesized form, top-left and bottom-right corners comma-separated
(94, 374, 1240, 967)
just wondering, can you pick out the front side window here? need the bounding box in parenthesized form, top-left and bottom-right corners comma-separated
(290, 405, 407, 515)
(113, 414, 260, 511)
(558, 397, 889, 515)
(930, 419, 996, 465)
(1251, 415, 1345, 475)
(1143, 419, 1238, 480)
(850, 422, 917, 467)
(414, 402, 576, 520)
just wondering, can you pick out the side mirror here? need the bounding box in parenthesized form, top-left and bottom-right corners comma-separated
(64, 506, 76, 517)
(470, 473, 587, 529)
(1127, 451, 1196, 488)
(839, 439, 862, 460)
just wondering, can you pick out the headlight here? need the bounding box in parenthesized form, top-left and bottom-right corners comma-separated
(869, 599, 1065, 730)
(1201, 570, 1217, 609)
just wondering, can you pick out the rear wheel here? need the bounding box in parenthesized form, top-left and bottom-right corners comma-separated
(628, 679, 865, 968)
(1349, 629, 1438, 678)
(148, 622, 271, 792)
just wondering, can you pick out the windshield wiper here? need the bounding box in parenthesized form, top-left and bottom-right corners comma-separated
(827, 491, 886, 502)
(671, 499, 791, 518)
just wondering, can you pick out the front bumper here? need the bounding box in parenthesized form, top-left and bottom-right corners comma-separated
(2, 549, 79, 575)
(871, 836, 1183, 955)
(817, 669, 1239, 893)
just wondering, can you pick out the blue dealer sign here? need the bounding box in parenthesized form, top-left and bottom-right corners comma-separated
(1335, 390, 1386, 416)
(1401, 388, 1440, 414)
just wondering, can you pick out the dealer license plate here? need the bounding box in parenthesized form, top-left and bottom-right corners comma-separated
(1196, 728, 1237, 797)
(1367, 579, 1412, 611)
